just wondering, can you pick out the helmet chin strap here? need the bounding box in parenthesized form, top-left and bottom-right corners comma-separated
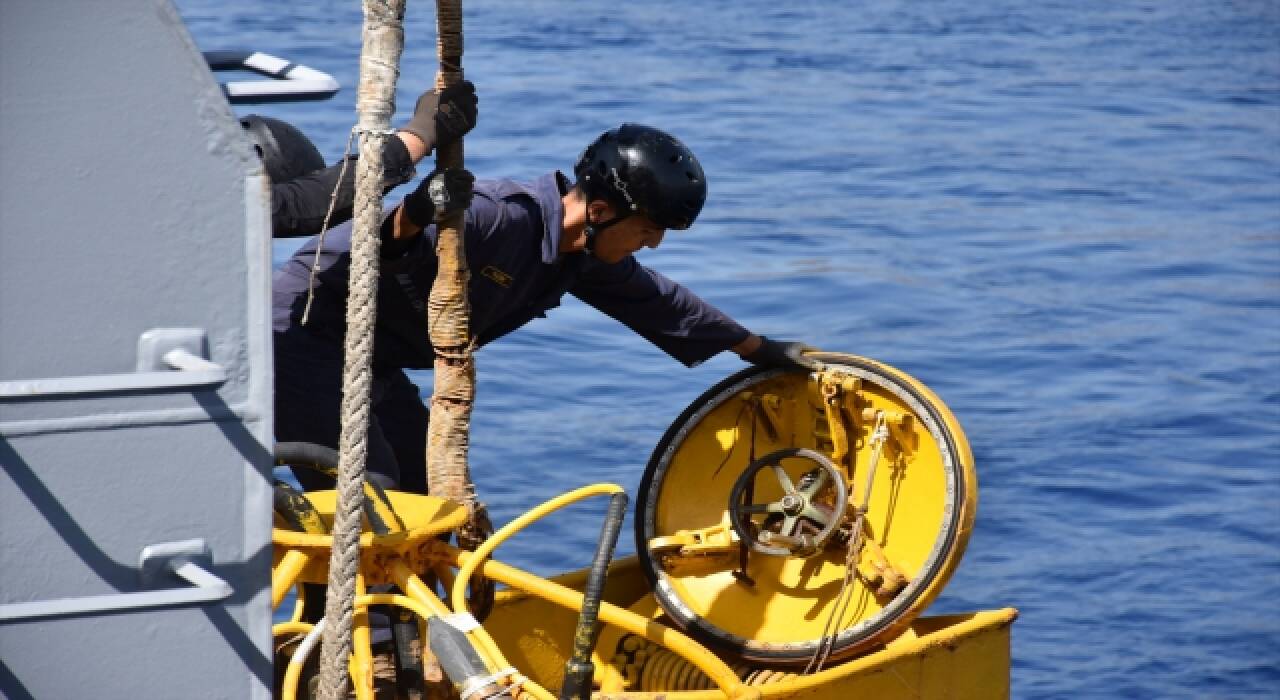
(583, 208, 628, 257)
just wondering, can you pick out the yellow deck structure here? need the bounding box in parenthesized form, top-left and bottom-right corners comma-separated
(271, 355, 1014, 698)
(484, 557, 1016, 699)
(273, 500, 1014, 699)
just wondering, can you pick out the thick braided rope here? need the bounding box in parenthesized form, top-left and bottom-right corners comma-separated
(316, 1, 406, 697)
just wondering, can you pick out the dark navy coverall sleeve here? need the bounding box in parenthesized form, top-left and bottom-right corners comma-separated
(572, 256, 751, 367)
(271, 137, 416, 237)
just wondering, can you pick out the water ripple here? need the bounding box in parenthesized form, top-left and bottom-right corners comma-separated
(179, 1, 1280, 696)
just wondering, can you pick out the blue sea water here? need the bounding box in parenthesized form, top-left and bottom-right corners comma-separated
(176, 1, 1280, 696)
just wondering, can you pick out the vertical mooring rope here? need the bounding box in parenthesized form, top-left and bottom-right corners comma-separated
(426, 0, 484, 540)
(316, 1, 407, 698)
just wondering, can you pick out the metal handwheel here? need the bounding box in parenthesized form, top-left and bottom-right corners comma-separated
(728, 447, 848, 558)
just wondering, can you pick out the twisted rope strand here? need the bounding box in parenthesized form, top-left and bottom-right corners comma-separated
(316, 1, 406, 697)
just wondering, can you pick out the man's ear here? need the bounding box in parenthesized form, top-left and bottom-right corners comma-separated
(587, 199, 616, 223)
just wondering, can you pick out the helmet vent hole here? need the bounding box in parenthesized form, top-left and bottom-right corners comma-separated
(686, 171, 699, 181)
(669, 154, 681, 164)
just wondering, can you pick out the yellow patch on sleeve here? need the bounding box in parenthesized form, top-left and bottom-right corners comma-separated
(481, 265, 514, 288)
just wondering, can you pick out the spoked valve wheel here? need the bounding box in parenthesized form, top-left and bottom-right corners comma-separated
(728, 448, 848, 558)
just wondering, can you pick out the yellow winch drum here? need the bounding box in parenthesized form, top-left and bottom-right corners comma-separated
(635, 352, 978, 665)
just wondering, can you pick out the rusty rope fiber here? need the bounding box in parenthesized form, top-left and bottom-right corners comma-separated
(427, 0, 485, 548)
(316, 1, 407, 698)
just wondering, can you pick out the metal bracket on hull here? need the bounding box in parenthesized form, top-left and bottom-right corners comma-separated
(204, 50, 340, 104)
(0, 539, 232, 623)
(0, 328, 227, 399)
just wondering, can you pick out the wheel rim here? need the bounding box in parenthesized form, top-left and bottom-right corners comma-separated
(635, 354, 976, 664)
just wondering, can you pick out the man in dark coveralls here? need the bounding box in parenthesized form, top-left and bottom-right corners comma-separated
(272, 119, 816, 496)
(242, 81, 478, 236)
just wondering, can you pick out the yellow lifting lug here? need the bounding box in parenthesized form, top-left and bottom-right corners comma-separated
(860, 406, 909, 426)
(810, 370, 862, 398)
(818, 374, 855, 476)
(648, 517, 742, 577)
(844, 521, 910, 598)
(860, 406, 917, 457)
(874, 562, 909, 597)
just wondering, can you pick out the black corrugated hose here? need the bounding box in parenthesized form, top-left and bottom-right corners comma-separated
(559, 492, 629, 700)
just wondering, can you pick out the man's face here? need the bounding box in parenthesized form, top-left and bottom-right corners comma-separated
(592, 211, 666, 264)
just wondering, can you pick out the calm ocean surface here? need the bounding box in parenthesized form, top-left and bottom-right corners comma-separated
(177, 1, 1280, 696)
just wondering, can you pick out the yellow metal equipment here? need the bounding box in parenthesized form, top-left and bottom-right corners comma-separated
(270, 355, 1008, 699)
(635, 353, 978, 666)
(481, 557, 1015, 699)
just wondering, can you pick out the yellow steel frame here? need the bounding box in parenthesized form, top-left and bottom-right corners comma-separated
(271, 486, 764, 700)
(270, 354, 986, 697)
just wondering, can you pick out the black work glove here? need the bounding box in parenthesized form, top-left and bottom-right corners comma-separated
(401, 167, 475, 227)
(399, 80, 478, 151)
(744, 336, 822, 371)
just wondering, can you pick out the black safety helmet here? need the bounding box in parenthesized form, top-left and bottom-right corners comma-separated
(240, 115, 326, 183)
(573, 123, 707, 231)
